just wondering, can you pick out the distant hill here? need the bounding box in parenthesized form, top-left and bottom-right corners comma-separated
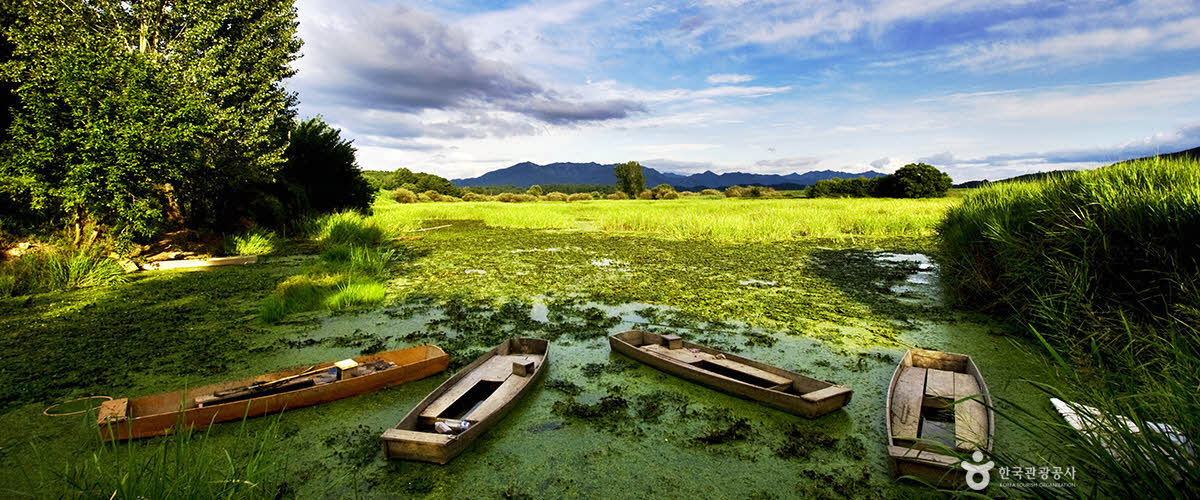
(452, 161, 884, 189)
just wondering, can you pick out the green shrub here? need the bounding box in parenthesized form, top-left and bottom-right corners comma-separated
(589, 191, 602, 199)
(225, 230, 275, 255)
(527, 185, 543, 196)
(700, 189, 721, 196)
(496, 193, 515, 202)
(0, 246, 127, 296)
(325, 281, 386, 311)
(462, 192, 492, 202)
(650, 184, 678, 199)
(605, 191, 629, 200)
(567, 193, 592, 202)
(541, 192, 568, 202)
(723, 185, 781, 198)
(312, 211, 384, 246)
(806, 177, 879, 198)
(637, 189, 654, 200)
(723, 185, 747, 197)
(938, 157, 1200, 363)
(506, 194, 537, 203)
(422, 190, 443, 202)
(679, 191, 696, 196)
(392, 188, 418, 203)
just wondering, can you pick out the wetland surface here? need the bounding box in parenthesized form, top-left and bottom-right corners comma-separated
(0, 219, 1058, 498)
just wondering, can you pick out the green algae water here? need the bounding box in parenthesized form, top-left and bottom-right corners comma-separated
(0, 223, 1057, 498)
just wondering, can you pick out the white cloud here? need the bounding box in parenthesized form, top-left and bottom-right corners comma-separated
(706, 73, 755, 84)
(947, 17, 1200, 71)
(637, 143, 721, 154)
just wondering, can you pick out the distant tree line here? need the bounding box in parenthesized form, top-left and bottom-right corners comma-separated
(0, 1, 373, 242)
(456, 183, 619, 196)
(806, 163, 952, 198)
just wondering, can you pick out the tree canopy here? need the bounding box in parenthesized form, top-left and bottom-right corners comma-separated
(279, 118, 374, 215)
(614, 161, 645, 197)
(876, 163, 953, 198)
(0, 0, 300, 240)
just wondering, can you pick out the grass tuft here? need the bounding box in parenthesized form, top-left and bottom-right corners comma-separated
(324, 281, 387, 311)
(0, 246, 127, 297)
(308, 211, 385, 246)
(225, 230, 276, 255)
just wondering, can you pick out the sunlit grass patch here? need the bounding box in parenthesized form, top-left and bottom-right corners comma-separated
(369, 196, 958, 243)
(225, 230, 276, 255)
(324, 281, 387, 311)
(319, 244, 394, 279)
(258, 274, 345, 323)
(305, 211, 385, 246)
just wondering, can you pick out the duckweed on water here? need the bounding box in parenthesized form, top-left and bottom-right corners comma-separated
(1, 213, 1059, 498)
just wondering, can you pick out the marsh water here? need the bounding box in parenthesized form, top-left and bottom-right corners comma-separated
(0, 224, 1058, 498)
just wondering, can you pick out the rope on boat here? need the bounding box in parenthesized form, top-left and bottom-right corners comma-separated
(42, 395, 113, 416)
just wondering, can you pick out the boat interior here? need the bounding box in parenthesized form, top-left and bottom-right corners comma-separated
(121, 346, 445, 418)
(890, 349, 989, 452)
(617, 330, 842, 400)
(406, 339, 546, 434)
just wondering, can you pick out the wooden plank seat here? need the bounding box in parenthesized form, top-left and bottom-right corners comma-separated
(890, 366, 927, 441)
(953, 372, 987, 451)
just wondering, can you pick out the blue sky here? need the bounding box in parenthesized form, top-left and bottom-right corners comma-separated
(290, 0, 1200, 182)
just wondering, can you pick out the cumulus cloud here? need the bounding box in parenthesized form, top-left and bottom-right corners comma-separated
(870, 157, 892, 169)
(706, 73, 756, 84)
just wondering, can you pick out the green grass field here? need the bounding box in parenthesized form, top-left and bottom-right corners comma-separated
(372, 195, 959, 243)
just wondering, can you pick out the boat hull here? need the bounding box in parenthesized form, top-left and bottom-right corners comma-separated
(382, 338, 548, 464)
(885, 348, 994, 488)
(609, 330, 851, 418)
(98, 345, 449, 441)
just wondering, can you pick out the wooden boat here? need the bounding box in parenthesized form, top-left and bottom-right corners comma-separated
(886, 348, 994, 487)
(382, 338, 548, 464)
(97, 345, 449, 441)
(608, 330, 852, 418)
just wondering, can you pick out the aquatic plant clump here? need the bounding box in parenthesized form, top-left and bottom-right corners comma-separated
(0, 245, 128, 297)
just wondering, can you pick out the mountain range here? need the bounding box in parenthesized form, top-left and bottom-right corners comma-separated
(452, 161, 885, 189)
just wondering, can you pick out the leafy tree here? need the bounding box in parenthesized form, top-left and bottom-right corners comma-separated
(877, 163, 952, 198)
(526, 185, 543, 196)
(279, 118, 373, 214)
(614, 161, 645, 197)
(383, 168, 461, 197)
(0, 0, 300, 240)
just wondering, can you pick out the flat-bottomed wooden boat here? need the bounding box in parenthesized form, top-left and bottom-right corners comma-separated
(609, 330, 852, 418)
(382, 338, 548, 464)
(97, 345, 449, 440)
(887, 348, 994, 487)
